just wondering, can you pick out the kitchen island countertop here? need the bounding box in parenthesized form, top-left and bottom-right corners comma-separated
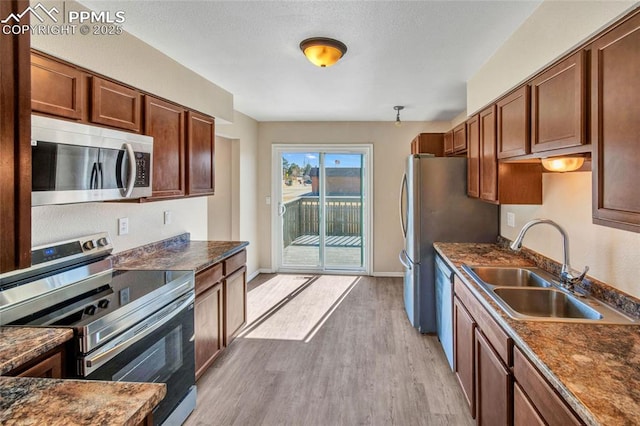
(434, 242, 640, 426)
(0, 327, 73, 375)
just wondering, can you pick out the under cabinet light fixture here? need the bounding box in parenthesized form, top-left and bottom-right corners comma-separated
(541, 157, 585, 172)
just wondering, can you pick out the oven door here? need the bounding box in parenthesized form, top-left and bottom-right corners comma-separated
(84, 291, 195, 425)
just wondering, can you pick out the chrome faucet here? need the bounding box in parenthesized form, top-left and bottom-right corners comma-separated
(509, 219, 589, 293)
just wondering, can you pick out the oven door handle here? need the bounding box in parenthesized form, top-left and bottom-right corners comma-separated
(83, 291, 194, 376)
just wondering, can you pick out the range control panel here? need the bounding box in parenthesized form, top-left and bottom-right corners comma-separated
(31, 232, 113, 266)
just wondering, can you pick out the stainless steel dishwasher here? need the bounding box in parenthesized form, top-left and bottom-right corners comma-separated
(435, 254, 454, 370)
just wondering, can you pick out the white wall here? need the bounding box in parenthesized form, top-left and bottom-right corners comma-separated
(257, 121, 450, 275)
(469, 0, 640, 299)
(216, 111, 261, 278)
(32, 197, 208, 253)
(208, 136, 233, 241)
(31, 0, 233, 121)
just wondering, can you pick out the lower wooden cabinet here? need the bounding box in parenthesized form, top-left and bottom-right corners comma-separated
(224, 266, 247, 346)
(514, 383, 545, 426)
(513, 347, 582, 425)
(194, 250, 247, 379)
(454, 296, 476, 418)
(475, 329, 512, 425)
(7, 345, 64, 379)
(195, 281, 224, 380)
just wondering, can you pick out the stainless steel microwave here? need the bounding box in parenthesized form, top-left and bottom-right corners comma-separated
(31, 115, 153, 206)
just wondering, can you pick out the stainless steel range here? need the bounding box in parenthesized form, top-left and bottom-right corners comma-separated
(0, 233, 196, 426)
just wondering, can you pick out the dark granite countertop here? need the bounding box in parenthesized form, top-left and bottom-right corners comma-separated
(434, 242, 640, 426)
(0, 376, 165, 425)
(0, 327, 73, 375)
(112, 233, 248, 273)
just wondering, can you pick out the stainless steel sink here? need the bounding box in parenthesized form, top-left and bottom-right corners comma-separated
(492, 288, 602, 320)
(465, 266, 552, 288)
(461, 264, 638, 325)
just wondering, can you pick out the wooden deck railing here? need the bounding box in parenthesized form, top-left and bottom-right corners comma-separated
(282, 196, 362, 247)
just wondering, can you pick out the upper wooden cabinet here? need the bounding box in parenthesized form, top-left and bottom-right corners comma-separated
(187, 111, 216, 196)
(145, 96, 186, 198)
(531, 51, 586, 153)
(469, 107, 542, 205)
(452, 123, 467, 154)
(466, 115, 480, 198)
(411, 133, 444, 156)
(497, 85, 530, 159)
(31, 53, 85, 120)
(479, 105, 498, 203)
(91, 76, 142, 132)
(591, 11, 640, 233)
(443, 131, 454, 155)
(1, 0, 31, 273)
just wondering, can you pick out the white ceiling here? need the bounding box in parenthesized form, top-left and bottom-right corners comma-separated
(80, 0, 542, 122)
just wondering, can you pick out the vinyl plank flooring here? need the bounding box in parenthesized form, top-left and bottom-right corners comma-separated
(185, 275, 473, 426)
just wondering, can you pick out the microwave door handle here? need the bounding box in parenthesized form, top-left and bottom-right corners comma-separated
(122, 143, 136, 197)
(90, 162, 98, 189)
(97, 162, 103, 189)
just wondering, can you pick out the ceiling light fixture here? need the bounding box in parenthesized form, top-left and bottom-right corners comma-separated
(541, 156, 585, 172)
(299, 37, 347, 67)
(394, 106, 404, 127)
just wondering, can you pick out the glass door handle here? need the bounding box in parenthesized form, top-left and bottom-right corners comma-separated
(278, 202, 286, 217)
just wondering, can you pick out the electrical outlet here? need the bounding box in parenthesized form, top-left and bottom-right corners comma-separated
(164, 210, 172, 225)
(507, 212, 516, 228)
(266, 196, 271, 205)
(118, 217, 129, 235)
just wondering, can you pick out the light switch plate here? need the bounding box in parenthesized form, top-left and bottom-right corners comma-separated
(507, 212, 515, 228)
(164, 210, 172, 225)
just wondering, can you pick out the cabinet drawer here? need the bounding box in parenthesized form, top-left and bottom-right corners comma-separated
(195, 262, 223, 296)
(514, 382, 545, 426)
(513, 346, 582, 425)
(224, 250, 246, 276)
(454, 275, 512, 365)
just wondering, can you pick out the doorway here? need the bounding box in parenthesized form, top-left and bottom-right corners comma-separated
(272, 145, 372, 274)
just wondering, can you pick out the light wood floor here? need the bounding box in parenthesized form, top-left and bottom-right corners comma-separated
(184, 275, 474, 426)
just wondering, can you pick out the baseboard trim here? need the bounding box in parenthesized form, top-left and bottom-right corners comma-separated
(372, 272, 404, 278)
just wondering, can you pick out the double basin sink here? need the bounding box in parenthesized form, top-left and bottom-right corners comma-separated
(461, 265, 637, 324)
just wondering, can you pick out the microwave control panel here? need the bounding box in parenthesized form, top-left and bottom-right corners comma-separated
(134, 152, 151, 187)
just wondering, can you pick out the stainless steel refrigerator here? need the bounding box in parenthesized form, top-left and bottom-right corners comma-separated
(399, 154, 498, 334)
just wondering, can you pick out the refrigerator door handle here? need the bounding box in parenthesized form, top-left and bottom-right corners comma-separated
(399, 173, 408, 238)
(399, 249, 414, 270)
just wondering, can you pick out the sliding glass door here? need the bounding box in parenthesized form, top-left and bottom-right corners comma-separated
(273, 145, 371, 274)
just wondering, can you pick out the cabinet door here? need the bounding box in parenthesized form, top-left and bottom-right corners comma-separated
(475, 329, 512, 426)
(145, 96, 186, 198)
(224, 266, 247, 346)
(0, 0, 31, 273)
(31, 53, 85, 120)
(195, 282, 224, 380)
(466, 115, 480, 198)
(453, 123, 467, 153)
(591, 12, 640, 232)
(454, 297, 476, 418)
(186, 111, 215, 196)
(479, 105, 498, 203)
(497, 86, 530, 159)
(91, 76, 142, 132)
(514, 383, 545, 426)
(444, 130, 454, 155)
(17, 351, 63, 379)
(531, 50, 585, 153)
